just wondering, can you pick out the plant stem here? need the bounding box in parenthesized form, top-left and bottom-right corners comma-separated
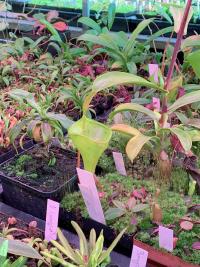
(165, 0, 192, 91)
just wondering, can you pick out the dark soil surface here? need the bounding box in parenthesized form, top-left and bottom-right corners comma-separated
(0, 145, 77, 192)
(0, 212, 44, 267)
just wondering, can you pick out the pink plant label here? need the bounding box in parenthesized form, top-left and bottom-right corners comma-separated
(77, 168, 106, 224)
(45, 199, 60, 241)
(152, 97, 160, 111)
(113, 152, 127, 176)
(130, 245, 148, 267)
(148, 64, 159, 83)
(159, 226, 174, 252)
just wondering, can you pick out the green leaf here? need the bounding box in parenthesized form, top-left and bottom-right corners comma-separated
(11, 256, 27, 267)
(88, 235, 104, 266)
(181, 35, 200, 50)
(108, 2, 116, 30)
(71, 221, 88, 258)
(105, 208, 125, 221)
(78, 34, 115, 50)
(9, 119, 30, 144)
(169, 127, 192, 152)
(145, 26, 174, 46)
(110, 103, 161, 121)
(98, 228, 127, 264)
(132, 204, 149, 213)
(0, 240, 8, 258)
(56, 228, 82, 264)
(83, 71, 163, 113)
(187, 50, 200, 79)
(47, 113, 73, 129)
(41, 122, 52, 143)
(78, 17, 101, 33)
(168, 91, 200, 114)
(124, 19, 154, 54)
(126, 134, 152, 162)
(0, 238, 42, 259)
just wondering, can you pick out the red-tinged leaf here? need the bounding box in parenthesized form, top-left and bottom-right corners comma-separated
(180, 220, 194, 230)
(140, 187, 147, 198)
(53, 22, 68, 32)
(127, 197, 136, 210)
(151, 227, 159, 236)
(132, 189, 143, 199)
(173, 237, 178, 249)
(192, 242, 200, 250)
(98, 192, 105, 198)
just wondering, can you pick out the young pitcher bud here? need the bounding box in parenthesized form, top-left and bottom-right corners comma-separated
(152, 203, 162, 223)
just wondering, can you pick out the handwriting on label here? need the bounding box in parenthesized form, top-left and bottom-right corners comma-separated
(45, 199, 60, 241)
(77, 168, 106, 224)
(130, 245, 148, 267)
(159, 225, 174, 252)
(113, 152, 127, 176)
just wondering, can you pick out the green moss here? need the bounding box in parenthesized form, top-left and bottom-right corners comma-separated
(173, 229, 200, 265)
(98, 154, 115, 174)
(158, 191, 187, 224)
(171, 168, 189, 194)
(61, 172, 200, 265)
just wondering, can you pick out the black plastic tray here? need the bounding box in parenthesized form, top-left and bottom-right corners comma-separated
(0, 145, 78, 220)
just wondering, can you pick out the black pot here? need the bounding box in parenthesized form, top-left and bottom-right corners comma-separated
(59, 208, 133, 257)
(0, 140, 34, 165)
(0, 146, 77, 220)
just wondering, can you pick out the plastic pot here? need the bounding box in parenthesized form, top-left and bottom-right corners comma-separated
(0, 140, 35, 165)
(59, 208, 199, 267)
(0, 146, 78, 220)
(133, 239, 199, 267)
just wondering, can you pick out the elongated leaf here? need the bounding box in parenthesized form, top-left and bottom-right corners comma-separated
(168, 91, 200, 114)
(124, 19, 154, 54)
(0, 238, 42, 259)
(126, 134, 152, 162)
(108, 2, 116, 30)
(132, 204, 149, 213)
(41, 251, 76, 267)
(105, 208, 125, 221)
(11, 256, 27, 267)
(187, 119, 200, 129)
(71, 221, 88, 258)
(187, 50, 200, 79)
(169, 127, 192, 152)
(111, 124, 141, 136)
(83, 71, 163, 113)
(88, 235, 104, 266)
(181, 35, 200, 50)
(78, 34, 115, 50)
(89, 229, 96, 253)
(98, 228, 127, 264)
(57, 228, 82, 264)
(47, 113, 73, 129)
(110, 103, 161, 121)
(112, 200, 126, 210)
(78, 17, 101, 33)
(145, 26, 173, 45)
(187, 129, 200, 141)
